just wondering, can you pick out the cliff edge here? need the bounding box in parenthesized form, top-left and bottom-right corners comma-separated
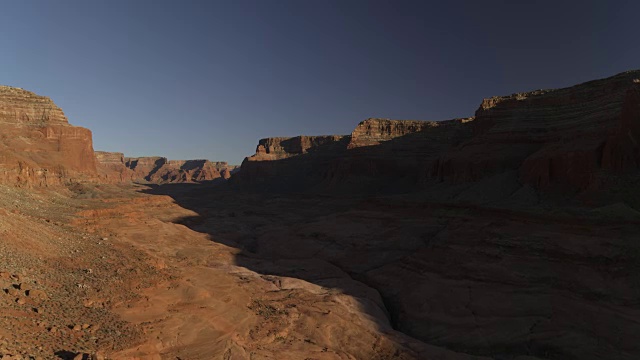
(0, 86, 97, 186)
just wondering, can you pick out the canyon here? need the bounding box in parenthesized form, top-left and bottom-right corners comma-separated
(1, 70, 640, 359)
(238, 70, 640, 203)
(95, 152, 237, 184)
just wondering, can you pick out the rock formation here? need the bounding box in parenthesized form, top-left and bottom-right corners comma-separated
(0, 86, 97, 186)
(238, 135, 350, 191)
(434, 70, 640, 190)
(251, 135, 349, 160)
(221, 69, 640, 360)
(236, 117, 473, 193)
(123, 156, 167, 181)
(0, 85, 237, 187)
(95, 153, 237, 184)
(95, 151, 131, 183)
(237, 70, 640, 201)
(348, 118, 472, 148)
(4, 71, 640, 359)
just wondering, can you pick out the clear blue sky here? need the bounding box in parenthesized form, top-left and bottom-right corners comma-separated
(0, 1, 638, 164)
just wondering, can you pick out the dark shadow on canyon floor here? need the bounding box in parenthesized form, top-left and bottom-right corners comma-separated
(140, 128, 640, 360)
(141, 177, 640, 360)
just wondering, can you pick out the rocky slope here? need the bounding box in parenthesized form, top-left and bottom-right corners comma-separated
(2, 183, 469, 360)
(0, 86, 97, 186)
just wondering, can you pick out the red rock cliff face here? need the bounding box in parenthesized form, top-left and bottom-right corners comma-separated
(0, 86, 97, 186)
(251, 135, 348, 160)
(95, 155, 237, 183)
(158, 159, 227, 183)
(323, 118, 474, 192)
(238, 135, 349, 189)
(348, 118, 472, 148)
(237, 70, 640, 196)
(432, 70, 640, 190)
(594, 85, 640, 173)
(236, 120, 475, 192)
(95, 151, 133, 183)
(95, 151, 125, 164)
(124, 156, 167, 181)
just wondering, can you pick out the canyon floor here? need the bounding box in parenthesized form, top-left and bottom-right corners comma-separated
(0, 183, 465, 360)
(1, 181, 639, 360)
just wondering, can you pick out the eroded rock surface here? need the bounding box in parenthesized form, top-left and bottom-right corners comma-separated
(138, 184, 640, 360)
(95, 153, 238, 184)
(250, 135, 349, 160)
(0, 86, 97, 186)
(223, 70, 640, 359)
(435, 70, 640, 190)
(4, 70, 640, 359)
(348, 118, 473, 148)
(236, 117, 474, 194)
(236, 70, 640, 202)
(95, 151, 130, 183)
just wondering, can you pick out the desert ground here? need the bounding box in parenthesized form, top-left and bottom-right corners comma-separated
(0, 182, 458, 359)
(2, 179, 639, 360)
(2, 71, 640, 359)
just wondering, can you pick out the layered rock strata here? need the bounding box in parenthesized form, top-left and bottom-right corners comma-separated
(227, 69, 640, 360)
(433, 70, 640, 190)
(238, 135, 350, 191)
(124, 156, 167, 181)
(0, 86, 97, 186)
(252, 135, 349, 160)
(95, 153, 237, 183)
(95, 151, 132, 183)
(237, 70, 640, 199)
(236, 118, 474, 193)
(348, 118, 473, 148)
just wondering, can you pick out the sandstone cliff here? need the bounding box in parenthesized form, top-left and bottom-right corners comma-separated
(251, 135, 349, 160)
(348, 118, 473, 148)
(95, 151, 132, 183)
(6, 72, 640, 360)
(238, 135, 350, 190)
(124, 156, 167, 181)
(433, 70, 640, 191)
(0, 86, 97, 186)
(236, 70, 640, 202)
(96, 153, 237, 184)
(220, 70, 640, 360)
(236, 118, 473, 193)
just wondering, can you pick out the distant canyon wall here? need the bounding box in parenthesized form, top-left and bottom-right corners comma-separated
(0, 85, 236, 187)
(4, 69, 640, 193)
(434, 71, 640, 190)
(254, 135, 349, 160)
(95, 152, 237, 184)
(235, 70, 640, 201)
(347, 118, 472, 148)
